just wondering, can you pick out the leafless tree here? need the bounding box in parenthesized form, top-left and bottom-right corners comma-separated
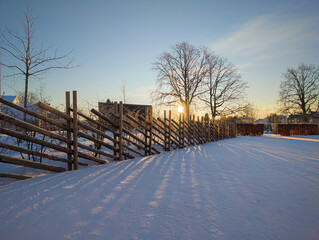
(278, 63, 319, 122)
(121, 81, 129, 103)
(152, 42, 208, 119)
(241, 102, 259, 122)
(17, 82, 51, 104)
(0, 8, 75, 120)
(199, 52, 248, 119)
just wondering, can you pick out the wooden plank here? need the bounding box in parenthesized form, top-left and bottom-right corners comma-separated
(125, 114, 147, 130)
(78, 131, 116, 151)
(73, 91, 78, 170)
(164, 110, 167, 151)
(149, 107, 153, 155)
(0, 97, 70, 131)
(77, 118, 115, 143)
(37, 102, 72, 121)
(91, 109, 117, 128)
(123, 136, 146, 151)
(66, 91, 72, 170)
(156, 118, 180, 145)
(192, 115, 195, 145)
(77, 142, 113, 161)
(118, 102, 123, 160)
(0, 112, 70, 144)
(168, 110, 171, 151)
(0, 173, 31, 180)
(152, 136, 165, 148)
(0, 154, 66, 172)
(0, 142, 84, 165)
(0, 126, 72, 154)
(74, 109, 114, 134)
(113, 102, 118, 160)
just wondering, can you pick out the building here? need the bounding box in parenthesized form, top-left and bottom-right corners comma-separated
(98, 102, 152, 119)
(288, 112, 319, 124)
(237, 116, 254, 123)
(1, 95, 19, 104)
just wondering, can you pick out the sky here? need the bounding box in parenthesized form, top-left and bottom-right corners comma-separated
(0, 0, 318, 116)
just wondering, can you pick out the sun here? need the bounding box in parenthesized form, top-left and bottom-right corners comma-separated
(178, 106, 184, 113)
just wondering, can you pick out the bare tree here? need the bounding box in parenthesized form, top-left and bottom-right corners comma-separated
(0, 8, 75, 120)
(278, 63, 319, 122)
(241, 102, 259, 122)
(17, 83, 51, 105)
(121, 81, 129, 103)
(152, 42, 208, 118)
(200, 52, 248, 119)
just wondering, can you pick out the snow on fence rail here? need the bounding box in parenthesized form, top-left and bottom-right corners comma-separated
(0, 91, 236, 181)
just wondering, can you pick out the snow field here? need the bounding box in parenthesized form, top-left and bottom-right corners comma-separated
(0, 136, 319, 239)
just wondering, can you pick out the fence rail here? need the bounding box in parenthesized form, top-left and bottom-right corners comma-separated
(0, 91, 236, 181)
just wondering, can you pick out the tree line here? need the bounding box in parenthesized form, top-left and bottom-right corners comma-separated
(152, 42, 319, 121)
(152, 42, 248, 120)
(1, 8, 318, 123)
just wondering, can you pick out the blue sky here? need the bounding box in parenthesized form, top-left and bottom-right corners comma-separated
(1, 0, 318, 116)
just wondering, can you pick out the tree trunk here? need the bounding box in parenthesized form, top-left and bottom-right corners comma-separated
(185, 104, 190, 121)
(302, 109, 308, 122)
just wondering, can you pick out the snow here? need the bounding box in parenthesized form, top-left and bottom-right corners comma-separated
(1, 136, 319, 239)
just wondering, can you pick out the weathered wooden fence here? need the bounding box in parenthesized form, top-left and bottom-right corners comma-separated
(236, 123, 264, 136)
(0, 91, 236, 180)
(273, 123, 319, 136)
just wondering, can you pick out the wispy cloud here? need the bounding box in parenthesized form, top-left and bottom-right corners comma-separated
(211, 13, 319, 67)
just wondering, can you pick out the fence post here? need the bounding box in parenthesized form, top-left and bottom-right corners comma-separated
(197, 116, 201, 144)
(168, 110, 171, 151)
(72, 91, 78, 170)
(113, 102, 118, 160)
(118, 102, 123, 161)
(182, 113, 185, 147)
(149, 106, 153, 155)
(66, 91, 72, 171)
(192, 115, 195, 145)
(208, 119, 211, 142)
(179, 114, 182, 148)
(235, 123, 237, 137)
(164, 110, 167, 151)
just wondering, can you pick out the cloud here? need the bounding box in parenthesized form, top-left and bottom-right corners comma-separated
(211, 13, 319, 63)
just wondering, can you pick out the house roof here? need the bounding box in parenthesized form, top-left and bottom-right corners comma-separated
(1, 95, 18, 103)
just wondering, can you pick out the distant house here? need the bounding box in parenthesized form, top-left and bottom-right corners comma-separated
(98, 102, 152, 119)
(1, 95, 19, 104)
(237, 116, 254, 123)
(277, 115, 288, 124)
(255, 118, 267, 124)
(288, 112, 319, 124)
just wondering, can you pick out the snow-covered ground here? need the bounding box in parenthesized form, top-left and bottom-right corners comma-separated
(1, 136, 319, 240)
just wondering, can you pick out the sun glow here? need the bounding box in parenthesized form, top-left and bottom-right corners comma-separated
(178, 106, 184, 113)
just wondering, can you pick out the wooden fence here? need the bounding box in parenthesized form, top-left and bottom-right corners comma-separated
(236, 123, 264, 136)
(273, 123, 319, 136)
(0, 91, 236, 180)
